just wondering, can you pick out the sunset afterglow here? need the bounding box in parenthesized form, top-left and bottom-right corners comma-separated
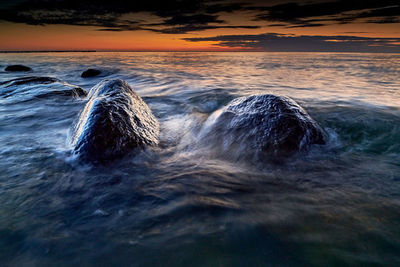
(1, 0, 399, 52)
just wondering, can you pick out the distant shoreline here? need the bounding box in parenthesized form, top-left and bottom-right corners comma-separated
(0, 50, 399, 54)
(0, 50, 97, 53)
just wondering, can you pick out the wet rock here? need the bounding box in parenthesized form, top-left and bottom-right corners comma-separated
(5, 65, 32, 72)
(69, 79, 159, 163)
(81, 69, 101, 78)
(0, 76, 87, 100)
(0, 76, 59, 86)
(199, 94, 326, 159)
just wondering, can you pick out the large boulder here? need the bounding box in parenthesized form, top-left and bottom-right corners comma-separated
(81, 69, 101, 78)
(198, 94, 326, 160)
(69, 79, 159, 163)
(0, 76, 87, 101)
(5, 65, 32, 72)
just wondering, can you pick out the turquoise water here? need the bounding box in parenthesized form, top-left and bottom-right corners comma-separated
(0, 52, 400, 266)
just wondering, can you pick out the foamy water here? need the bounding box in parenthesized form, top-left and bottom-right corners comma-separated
(1, 52, 400, 266)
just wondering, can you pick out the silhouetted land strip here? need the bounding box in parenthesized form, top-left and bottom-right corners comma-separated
(0, 50, 97, 53)
(1, 50, 399, 54)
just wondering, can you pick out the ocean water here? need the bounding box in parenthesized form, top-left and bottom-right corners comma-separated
(0, 52, 400, 266)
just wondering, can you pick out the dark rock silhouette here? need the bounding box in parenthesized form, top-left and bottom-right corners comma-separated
(81, 69, 101, 78)
(0, 76, 87, 100)
(5, 65, 32, 72)
(69, 79, 159, 163)
(0, 76, 60, 86)
(199, 94, 326, 159)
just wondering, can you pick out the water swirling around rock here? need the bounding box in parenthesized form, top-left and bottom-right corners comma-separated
(0, 52, 400, 266)
(0, 76, 87, 103)
(197, 94, 326, 161)
(0, 76, 59, 86)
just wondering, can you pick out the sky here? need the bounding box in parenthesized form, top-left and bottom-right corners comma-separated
(0, 0, 399, 52)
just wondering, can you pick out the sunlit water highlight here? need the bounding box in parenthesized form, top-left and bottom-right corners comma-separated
(0, 52, 400, 266)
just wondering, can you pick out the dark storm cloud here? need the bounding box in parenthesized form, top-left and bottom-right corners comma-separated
(183, 33, 400, 52)
(0, 0, 399, 32)
(143, 25, 259, 34)
(155, 14, 225, 26)
(251, 0, 400, 28)
(136, 13, 258, 34)
(0, 0, 257, 33)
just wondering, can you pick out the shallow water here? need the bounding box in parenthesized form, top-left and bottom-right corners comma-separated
(0, 52, 400, 266)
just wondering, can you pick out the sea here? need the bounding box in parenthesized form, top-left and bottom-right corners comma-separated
(0, 52, 400, 266)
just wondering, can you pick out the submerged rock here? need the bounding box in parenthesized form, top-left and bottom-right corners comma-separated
(5, 65, 32, 72)
(0, 76, 60, 86)
(81, 69, 101, 78)
(69, 79, 159, 163)
(0, 76, 87, 100)
(198, 94, 326, 159)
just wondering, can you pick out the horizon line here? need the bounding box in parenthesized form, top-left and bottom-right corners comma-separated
(1, 50, 400, 54)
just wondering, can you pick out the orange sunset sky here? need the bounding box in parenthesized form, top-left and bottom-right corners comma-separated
(0, 0, 399, 52)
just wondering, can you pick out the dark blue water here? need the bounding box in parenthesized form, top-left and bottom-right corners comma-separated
(1, 52, 400, 266)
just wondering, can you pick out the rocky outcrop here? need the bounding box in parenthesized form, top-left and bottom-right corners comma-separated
(81, 69, 101, 78)
(0, 76, 60, 86)
(5, 65, 32, 72)
(69, 79, 159, 163)
(198, 94, 326, 160)
(0, 76, 87, 100)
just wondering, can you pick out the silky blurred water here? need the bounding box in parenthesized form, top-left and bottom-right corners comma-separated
(0, 52, 400, 266)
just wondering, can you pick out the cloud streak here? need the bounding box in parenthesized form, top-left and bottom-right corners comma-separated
(183, 33, 400, 52)
(251, 0, 400, 28)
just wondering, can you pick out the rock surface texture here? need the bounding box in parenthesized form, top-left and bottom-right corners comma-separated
(199, 94, 326, 160)
(69, 79, 159, 163)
